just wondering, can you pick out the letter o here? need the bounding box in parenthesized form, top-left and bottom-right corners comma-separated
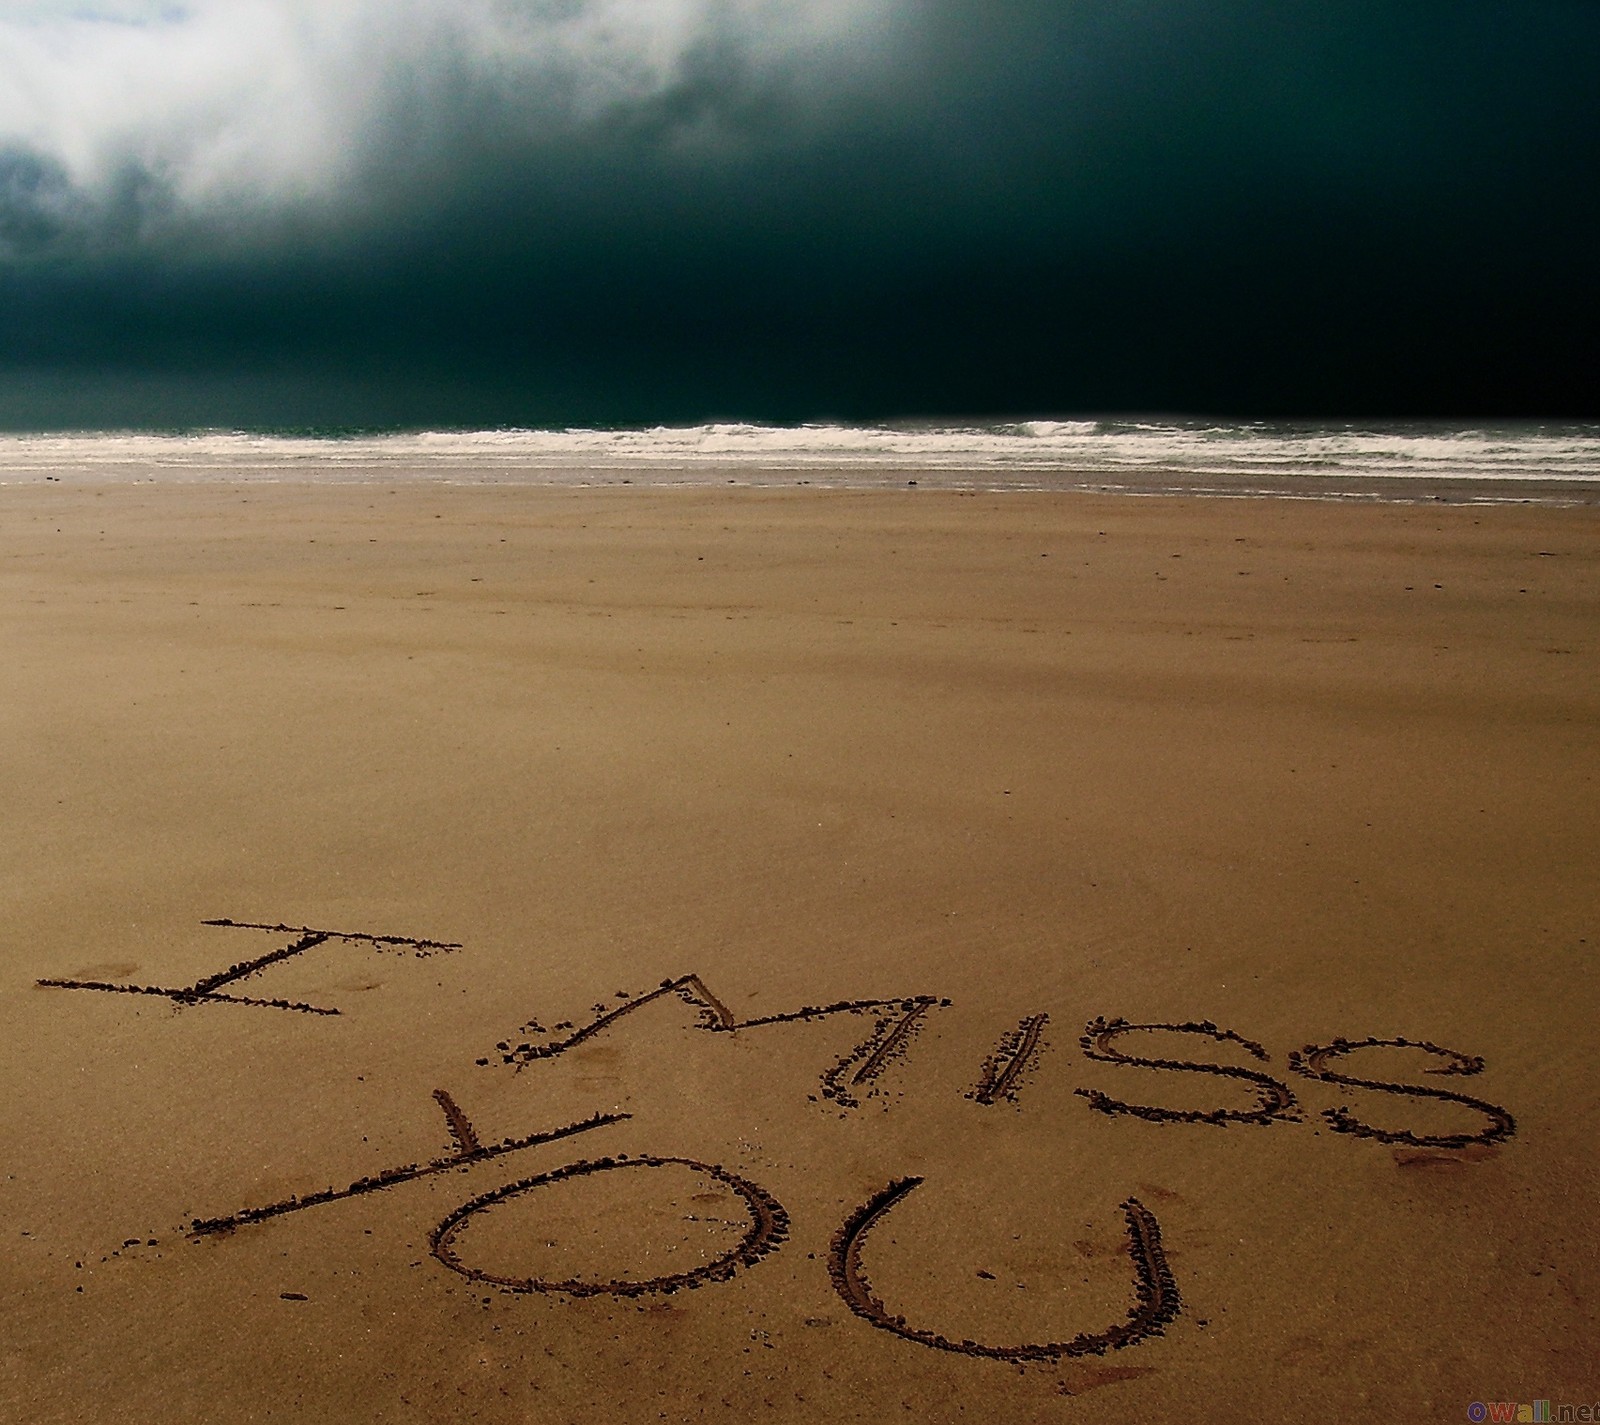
(429, 1155, 788, 1297)
(1468, 1404, 1488, 1423)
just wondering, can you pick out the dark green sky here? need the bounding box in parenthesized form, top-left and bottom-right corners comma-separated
(0, 1, 1595, 429)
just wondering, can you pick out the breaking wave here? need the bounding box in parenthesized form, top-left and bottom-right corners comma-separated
(3, 420, 1599, 497)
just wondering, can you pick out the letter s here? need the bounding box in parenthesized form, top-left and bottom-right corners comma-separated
(1076, 1017, 1299, 1126)
(1288, 1037, 1515, 1148)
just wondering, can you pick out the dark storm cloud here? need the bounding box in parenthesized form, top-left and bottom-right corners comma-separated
(0, 1, 1596, 427)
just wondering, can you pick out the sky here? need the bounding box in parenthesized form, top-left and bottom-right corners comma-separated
(0, 0, 1595, 430)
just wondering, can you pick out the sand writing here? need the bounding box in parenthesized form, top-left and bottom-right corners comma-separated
(818, 1000, 937, 1109)
(39, 907, 1526, 1393)
(970, 1012, 1050, 1106)
(1287, 1036, 1517, 1148)
(190, 1093, 627, 1237)
(484, 973, 947, 1112)
(1075, 1017, 1301, 1126)
(430, 1156, 790, 1297)
(39, 918, 459, 1016)
(189, 1072, 1178, 1367)
(60, 924, 1507, 1380)
(829, 1179, 1180, 1362)
(433, 1088, 483, 1156)
(486, 974, 948, 1063)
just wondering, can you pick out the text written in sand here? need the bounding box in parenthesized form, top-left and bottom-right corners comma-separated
(48, 918, 1517, 1374)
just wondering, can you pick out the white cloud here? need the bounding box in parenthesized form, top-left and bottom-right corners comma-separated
(0, 0, 899, 242)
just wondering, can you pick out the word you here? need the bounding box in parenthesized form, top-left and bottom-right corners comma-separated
(191, 1086, 1178, 1365)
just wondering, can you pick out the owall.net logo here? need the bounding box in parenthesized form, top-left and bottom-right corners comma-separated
(1467, 1402, 1599, 1422)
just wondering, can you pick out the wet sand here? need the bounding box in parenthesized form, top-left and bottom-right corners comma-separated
(1, 481, 1596, 1423)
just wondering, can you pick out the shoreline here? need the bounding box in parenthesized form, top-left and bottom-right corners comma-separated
(3, 464, 1599, 506)
(2, 418, 1598, 507)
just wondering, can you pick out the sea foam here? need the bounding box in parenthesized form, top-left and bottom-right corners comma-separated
(3, 420, 1598, 499)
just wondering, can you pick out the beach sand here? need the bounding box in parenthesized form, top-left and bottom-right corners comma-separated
(1, 481, 1596, 1423)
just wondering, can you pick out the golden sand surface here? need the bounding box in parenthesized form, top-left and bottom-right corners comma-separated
(1, 482, 1596, 1423)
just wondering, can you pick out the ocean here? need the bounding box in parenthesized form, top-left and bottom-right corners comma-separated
(4, 420, 1599, 503)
